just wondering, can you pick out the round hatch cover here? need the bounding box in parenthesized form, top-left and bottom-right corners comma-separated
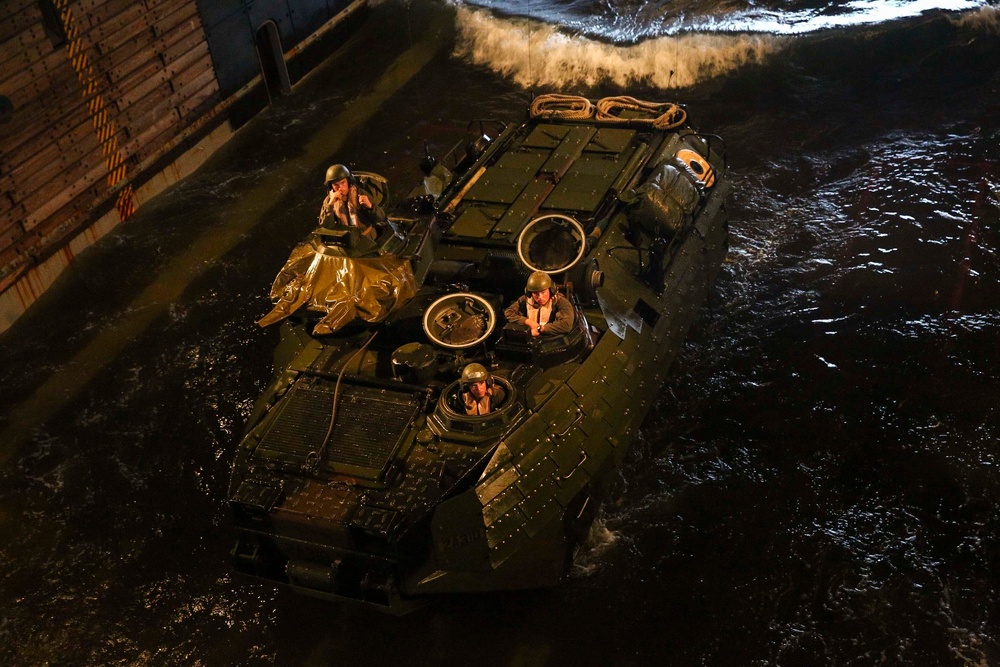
(517, 213, 586, 275)
(422, 293, 496, 349)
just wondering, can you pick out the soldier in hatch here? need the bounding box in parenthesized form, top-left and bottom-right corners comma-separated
(504, 271, 575, 337)
(460, 363, 506, 416)
(318, 164, 382, 240)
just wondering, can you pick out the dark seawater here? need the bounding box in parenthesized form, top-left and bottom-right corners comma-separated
(1, 0, 999, 664)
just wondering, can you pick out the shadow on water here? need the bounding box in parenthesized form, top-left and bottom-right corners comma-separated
(1, 0, 999, 665)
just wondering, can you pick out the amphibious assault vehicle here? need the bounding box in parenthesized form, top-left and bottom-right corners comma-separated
(228, 94, 730, 611)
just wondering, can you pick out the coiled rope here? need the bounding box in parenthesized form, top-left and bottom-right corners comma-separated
(528, 93, 595, 120)
(529, 93, 687, 130)
(596, 95, 687, 130)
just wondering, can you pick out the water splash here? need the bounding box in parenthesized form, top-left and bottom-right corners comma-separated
(570, 518, 621, 577)
(453, 4, 784, 88)
(704, 0, 988, 35)
(457, 0, 991, 40)
(955, 4, 1000, 32)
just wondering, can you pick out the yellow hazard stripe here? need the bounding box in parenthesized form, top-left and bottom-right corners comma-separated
(53, 0, 133, 220)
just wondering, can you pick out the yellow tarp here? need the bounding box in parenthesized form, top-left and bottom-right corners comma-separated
(258, 241, 416, 335)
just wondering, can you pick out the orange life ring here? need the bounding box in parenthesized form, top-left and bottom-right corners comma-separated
(676, 148, 715, 188)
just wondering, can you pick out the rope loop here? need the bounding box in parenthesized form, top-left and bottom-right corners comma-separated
(595, 95, 687, 130)
(528, 93, 687, 130)
(528, 94, 594, 120)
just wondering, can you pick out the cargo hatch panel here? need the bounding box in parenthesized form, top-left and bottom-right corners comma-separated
(587, 127, 635, 154)
(545, 152, 630, 212)
(464, 149, 549, 205)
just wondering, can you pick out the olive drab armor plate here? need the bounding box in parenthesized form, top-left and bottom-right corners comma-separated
(229, 94, 730, 611)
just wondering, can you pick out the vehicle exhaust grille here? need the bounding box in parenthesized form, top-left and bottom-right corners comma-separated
(255, 382, 421, 480)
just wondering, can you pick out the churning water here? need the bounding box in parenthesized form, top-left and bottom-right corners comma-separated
(1, 0, 998, 664)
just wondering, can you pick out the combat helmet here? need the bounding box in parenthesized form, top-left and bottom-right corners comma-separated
(461, 363, 490, 386)
(524, 271, 553, 295)
(324, 164, 352, 187)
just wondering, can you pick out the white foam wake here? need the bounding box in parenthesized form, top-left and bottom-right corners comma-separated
(955, 4, 1000, 32)
(453, 4, 785, 89)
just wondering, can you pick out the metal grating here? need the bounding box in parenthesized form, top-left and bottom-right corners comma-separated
(255, 383, 420, 479)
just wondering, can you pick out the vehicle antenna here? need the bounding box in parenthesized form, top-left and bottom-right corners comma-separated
(527, 23, 533, 90)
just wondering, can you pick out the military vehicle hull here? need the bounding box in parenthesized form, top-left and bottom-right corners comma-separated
(228, 95, 730, 610)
